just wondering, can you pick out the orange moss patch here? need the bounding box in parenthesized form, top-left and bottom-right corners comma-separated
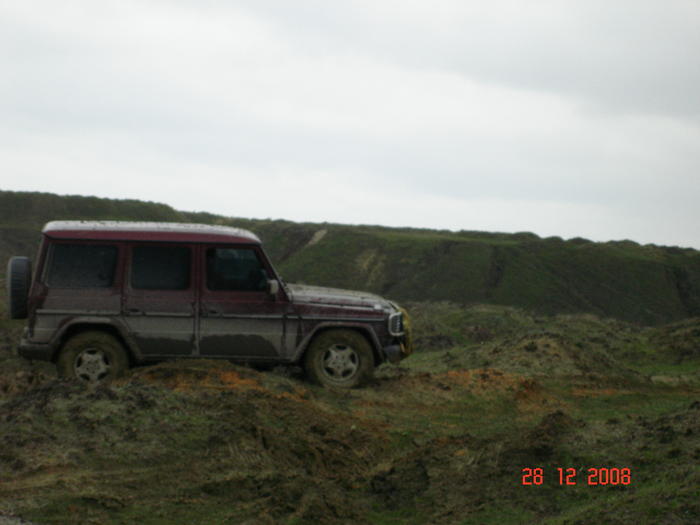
(429, 368, 565, 417)
(130, 365, 264, 393)
(215, 370, 265, 391)
(130, 364, 313, 402)
(515, 378, 541, 401)
(441, 368, 524, 395)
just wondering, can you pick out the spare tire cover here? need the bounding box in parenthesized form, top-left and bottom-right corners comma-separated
(6, 256, 32, 320)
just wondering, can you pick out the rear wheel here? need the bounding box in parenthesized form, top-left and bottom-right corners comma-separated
(57, 331, 129, 384)
(304, 329, 374, 388)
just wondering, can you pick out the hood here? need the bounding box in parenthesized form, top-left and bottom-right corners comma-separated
(286, 283, 393, 311)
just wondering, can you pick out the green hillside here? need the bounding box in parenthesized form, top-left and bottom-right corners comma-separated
(2, 189, 700, 325)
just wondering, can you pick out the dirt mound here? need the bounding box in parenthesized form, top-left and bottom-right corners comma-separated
(375, 366, 524, 395)
(0, 370, 53, 398)
(410, 330, 649, 384)
(650, 317, 700, 363)
(522, 410, 583, 460)
(0, 369, 388, 524)
(0, 315, 55, 399)
(0, 515, 39, 525)
(484, 331, 644, 380)
(369, 426, 567, 524)
(369, 400, 700, 524)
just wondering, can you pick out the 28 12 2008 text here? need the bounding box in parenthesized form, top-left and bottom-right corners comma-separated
(521, 467, 632, 486)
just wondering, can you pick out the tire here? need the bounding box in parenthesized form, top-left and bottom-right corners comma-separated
(304, 329, 375, 388)
(6, 256, 31, 319)
(57, 331, 129, 384)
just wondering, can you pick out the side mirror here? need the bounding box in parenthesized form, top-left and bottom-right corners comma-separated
(267, 279, 279, 297)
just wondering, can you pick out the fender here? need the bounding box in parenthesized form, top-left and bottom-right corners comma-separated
(291, 321, 383, 364)
(49, 316, 144, 362)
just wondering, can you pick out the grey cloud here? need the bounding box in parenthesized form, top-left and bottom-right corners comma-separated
(1, 1, 699, 248)
(240, 0, 700, 118)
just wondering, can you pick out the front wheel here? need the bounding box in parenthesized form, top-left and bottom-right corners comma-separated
(304, 329, 374, 388)
(57, 331, 129, 384)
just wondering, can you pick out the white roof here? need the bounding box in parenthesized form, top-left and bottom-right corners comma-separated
(42, 220, 260, 242)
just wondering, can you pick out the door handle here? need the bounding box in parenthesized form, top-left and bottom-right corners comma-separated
(205, 307, 223, 317)
(126, 307, 142, 315)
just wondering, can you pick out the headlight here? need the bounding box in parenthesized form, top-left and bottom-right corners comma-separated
(388, 311, 404, 336)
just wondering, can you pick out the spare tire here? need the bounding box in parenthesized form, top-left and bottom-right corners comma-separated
(6, 256, 32, 319)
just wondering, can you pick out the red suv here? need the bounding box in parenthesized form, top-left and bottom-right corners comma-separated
(6, 221, 412, 388)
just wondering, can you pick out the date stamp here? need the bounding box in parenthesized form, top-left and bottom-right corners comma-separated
(521, 467, 631, 486)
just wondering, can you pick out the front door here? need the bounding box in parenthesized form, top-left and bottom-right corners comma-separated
(122, 243, 196, 357)
(198, 245, 290, 360)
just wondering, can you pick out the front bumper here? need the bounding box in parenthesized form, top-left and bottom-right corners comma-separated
(382, 338, 413, 363)
(382, 344, 404, 364)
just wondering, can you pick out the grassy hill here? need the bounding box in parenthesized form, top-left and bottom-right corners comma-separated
(2, 189, 700, 325)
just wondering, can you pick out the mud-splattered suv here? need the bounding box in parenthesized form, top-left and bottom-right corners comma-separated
(6, 221, 412, 388)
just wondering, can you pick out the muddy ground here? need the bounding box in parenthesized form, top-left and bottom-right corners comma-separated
(1, 304, 699, 524)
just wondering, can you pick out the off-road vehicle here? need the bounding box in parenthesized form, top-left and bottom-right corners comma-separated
(6, 221, 412, 388)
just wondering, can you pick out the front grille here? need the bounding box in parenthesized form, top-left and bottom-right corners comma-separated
(388, 311, 404, 336)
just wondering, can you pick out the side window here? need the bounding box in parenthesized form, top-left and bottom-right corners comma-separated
(131, 245, 190, 290)
(206, 248, 268, 291)
(47, 244, 117, 288)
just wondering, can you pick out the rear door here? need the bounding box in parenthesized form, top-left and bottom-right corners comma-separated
(122, 243, 196, 357)
(198, 245, 292, 360)
(36, 241, 122, 344)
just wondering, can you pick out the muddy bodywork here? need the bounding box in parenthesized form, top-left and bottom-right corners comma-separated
(286, 284, 394, 311)
(16, 221, 412, 369)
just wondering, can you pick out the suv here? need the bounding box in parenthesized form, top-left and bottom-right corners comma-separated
(6, 221, 411, 388)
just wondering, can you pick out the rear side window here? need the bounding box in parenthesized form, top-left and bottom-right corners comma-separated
(206, 248, 268, 291)
(47, 244, 118, 288)
(131, 245, 190, 290)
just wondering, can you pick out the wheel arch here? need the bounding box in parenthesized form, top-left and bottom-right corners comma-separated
(51, 319, 141, 364)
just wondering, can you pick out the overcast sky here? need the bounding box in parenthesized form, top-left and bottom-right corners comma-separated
(1, 1, 699, 248)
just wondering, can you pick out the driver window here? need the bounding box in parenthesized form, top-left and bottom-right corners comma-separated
(206, 248, 268, 291)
